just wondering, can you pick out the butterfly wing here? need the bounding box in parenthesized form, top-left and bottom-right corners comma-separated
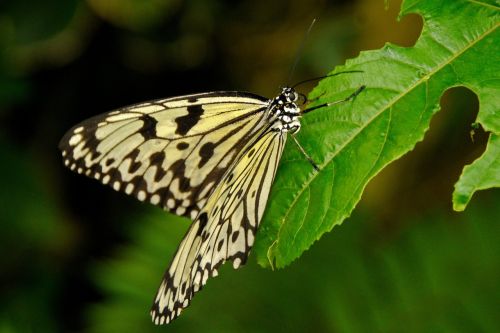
(59, 92, 269, 219)
(150, 128, 286, 324)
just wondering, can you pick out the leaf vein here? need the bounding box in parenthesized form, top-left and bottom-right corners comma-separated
(268, 21, 498, 252)
(342, 106, 392, 214)
(466, 0, 500, 10)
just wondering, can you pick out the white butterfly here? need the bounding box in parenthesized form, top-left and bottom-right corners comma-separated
(59, 80, 364, 324)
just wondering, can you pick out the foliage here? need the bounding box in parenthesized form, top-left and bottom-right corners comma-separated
(85, 194, 500, 332)
(0, 143, 68, 333)
(453, 134, 500, 211)
(0, 0, 498, 331)
(254, 0, 500, 268)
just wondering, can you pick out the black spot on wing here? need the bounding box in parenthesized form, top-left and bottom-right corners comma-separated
(150, 151, 167, 181)
(150, 151, 165, 165)
(127, 149, 142, 173)
(196, 213, 208, 236)
(139, 114, 158, 139)
(179, 178, 190, 192)
(92, 151, 102, 160)
(169, 159, 191, 192)
(105, 158, 115, 166)
(175, 105, 203, 136)
(198, 142, 215, 168)
(177, 142, 189, 150)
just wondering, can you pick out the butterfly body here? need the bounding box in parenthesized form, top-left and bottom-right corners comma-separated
(60, 86, 302, 324)
(268, 87, 301, 133)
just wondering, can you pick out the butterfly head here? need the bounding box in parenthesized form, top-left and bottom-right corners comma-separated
(269, 87, 301, 134)
(281, 87, 299, 103)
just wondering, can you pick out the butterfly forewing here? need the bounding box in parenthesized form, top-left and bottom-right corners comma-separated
(150, 128, 286, 324)
(59, 92, 269, 219)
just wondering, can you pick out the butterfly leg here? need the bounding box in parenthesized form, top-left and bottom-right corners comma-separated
(291, 134, 319, 172)
(302, 85, 366, 114)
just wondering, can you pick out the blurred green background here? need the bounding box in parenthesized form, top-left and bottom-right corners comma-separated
(0, 0, 498, 332)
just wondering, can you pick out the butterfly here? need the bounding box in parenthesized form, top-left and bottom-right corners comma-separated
(59, 79, 364, 325)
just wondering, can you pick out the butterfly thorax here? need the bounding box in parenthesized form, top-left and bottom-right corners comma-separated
(268, 87, 301, 134)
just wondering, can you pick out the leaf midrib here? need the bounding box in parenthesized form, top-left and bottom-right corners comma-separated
(466, 0, 500, 10)
(269, 21, 499, 255)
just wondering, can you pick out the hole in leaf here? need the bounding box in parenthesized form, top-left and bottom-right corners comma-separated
(354, 0, 423, 49)
(361, 87, 484, 227)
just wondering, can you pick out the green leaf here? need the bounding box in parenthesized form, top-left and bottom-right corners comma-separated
(453, 134, 500, 211)
(254, 0, 500, 268)
(87, 194, 500, 332)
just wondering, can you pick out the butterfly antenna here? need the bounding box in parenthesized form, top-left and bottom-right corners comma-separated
(292, 70, 364, 89)
(287, 18, 317, 85)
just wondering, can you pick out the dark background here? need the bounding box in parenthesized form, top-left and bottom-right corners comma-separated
(1, 0, 498, 332)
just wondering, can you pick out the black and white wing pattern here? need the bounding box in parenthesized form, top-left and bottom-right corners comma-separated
(60, 86, 304, 325)
(59, 92, 269, 219)
(150, 128, 286, 324)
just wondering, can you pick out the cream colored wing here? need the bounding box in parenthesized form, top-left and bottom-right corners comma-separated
(59, 91, 269, 219)
(150, 129, 286, 324)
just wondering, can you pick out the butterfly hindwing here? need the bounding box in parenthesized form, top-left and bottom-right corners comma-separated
(150, 129, 286, 324)
(59, 92, 269, 218)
